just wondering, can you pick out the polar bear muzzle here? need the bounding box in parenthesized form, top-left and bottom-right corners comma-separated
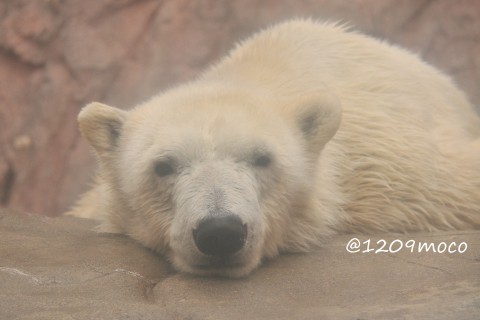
(193, 215, 247, 257)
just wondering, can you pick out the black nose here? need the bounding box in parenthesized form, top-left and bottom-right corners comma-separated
(193, 215, 247, 257)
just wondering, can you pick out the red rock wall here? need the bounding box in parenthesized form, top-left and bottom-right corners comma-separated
(1, 0, 479, 216)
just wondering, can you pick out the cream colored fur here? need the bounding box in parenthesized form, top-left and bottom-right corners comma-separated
(68, 20, 480, 277)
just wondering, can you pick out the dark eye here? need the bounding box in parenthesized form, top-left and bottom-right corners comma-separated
(253, 154, 271, 167)
(154, 161, 175, 177)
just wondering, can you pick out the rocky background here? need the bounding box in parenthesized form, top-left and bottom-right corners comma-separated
(1, 0, 479, 216)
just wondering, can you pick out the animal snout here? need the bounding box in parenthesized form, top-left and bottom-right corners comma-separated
(193, 215, 247, 257)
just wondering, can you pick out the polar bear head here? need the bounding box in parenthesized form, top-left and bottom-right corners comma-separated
(78, 83, 341, 277)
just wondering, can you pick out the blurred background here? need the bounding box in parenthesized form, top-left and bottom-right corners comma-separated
(1, 0, 479, 216)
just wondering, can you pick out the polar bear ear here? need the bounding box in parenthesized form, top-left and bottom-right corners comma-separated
(78, 102, 127, 157)
(295, 92, 342, 154)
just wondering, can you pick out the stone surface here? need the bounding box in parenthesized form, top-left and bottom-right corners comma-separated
(1, 208, 479, 319)
(1, 0, 480, 216)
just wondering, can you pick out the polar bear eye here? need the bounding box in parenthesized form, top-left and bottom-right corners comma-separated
(253, 154, 271, 168)
(154, 161, 175, 177)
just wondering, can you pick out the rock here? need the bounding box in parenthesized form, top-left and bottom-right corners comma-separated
(1, 0, 480, 217)
(1, 208, 479, 319)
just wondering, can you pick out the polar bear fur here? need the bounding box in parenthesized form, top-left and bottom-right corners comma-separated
(69, 20, 480, 277)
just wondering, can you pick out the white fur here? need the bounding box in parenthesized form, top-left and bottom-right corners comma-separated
(68, 20, 480, 277)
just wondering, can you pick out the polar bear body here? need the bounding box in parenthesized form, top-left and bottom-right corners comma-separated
(70, 20, 480, 277)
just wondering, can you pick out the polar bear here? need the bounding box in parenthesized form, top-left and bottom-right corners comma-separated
(68, 20, 480, 277)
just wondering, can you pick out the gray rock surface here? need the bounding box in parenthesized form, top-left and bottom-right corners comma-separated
(1, 208, 479, 319)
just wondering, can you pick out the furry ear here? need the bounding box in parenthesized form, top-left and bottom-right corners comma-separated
(78, 102, 127, 157)
(296, 92, 342, 154)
